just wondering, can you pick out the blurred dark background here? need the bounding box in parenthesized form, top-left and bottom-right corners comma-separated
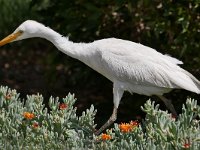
(0, 0, 200, 126)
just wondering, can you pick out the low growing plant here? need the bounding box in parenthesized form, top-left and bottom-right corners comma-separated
(0, 86, 199, 149)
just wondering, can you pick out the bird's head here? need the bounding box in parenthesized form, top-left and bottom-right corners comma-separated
(0, 20, 45, 46)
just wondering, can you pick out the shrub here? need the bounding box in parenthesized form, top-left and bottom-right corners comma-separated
(0, 86, 199, 149)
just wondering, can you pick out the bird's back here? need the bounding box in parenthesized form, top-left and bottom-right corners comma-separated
(88, 38, 200, 95)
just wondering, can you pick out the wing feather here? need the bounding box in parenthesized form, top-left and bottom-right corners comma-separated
(92, 38, 200, 94)
(101, 51, 177, 88)
(100, 48, 200, 94)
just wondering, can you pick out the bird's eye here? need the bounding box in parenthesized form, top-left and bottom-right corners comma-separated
(18, 30, 23, 34)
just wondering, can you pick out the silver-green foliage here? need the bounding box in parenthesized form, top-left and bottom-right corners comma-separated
(0, 86, 199, 150)
(0, 86, 96, 149)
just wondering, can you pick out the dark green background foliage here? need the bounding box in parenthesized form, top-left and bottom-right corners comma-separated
(0, 0, 200, 124)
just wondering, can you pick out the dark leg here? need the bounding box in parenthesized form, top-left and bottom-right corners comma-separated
(94, 107, 117, 135)
(94, 82, 123, 135)
(157, 95, 178, 117)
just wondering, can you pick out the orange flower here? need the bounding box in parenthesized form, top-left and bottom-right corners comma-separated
(59, 103, 68, 110)
(119, 123, 133, 133)
(183, 143, 190, 149)
(32, 122, 39, 128)
(130, 120, 139, 126)
(4, 94, 11, 100)
(101, 133, 111, 141)
(23, 112, 35, 120)
(119, 121, 139, 133)
(171, 114, 177, 120)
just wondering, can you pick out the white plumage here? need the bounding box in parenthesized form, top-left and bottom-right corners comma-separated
(0, 20, 199, 134)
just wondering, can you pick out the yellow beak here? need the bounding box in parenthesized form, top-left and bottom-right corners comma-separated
(0, 31, 23, 46)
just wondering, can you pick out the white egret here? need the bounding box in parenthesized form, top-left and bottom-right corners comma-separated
(0, 20, 200, 135)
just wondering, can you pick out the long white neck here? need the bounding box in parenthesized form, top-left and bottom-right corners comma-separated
(38, 26, 91, 62)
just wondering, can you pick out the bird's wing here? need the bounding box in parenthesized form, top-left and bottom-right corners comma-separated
(92, 38, 199, 93)
(100, 50, 177, 88)
(95, 38, 183, 65)
(164, 54, 183, 65)
(100, 48, 200, 94)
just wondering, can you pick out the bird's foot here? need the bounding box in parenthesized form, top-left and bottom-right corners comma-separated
(93, 107, 118, 135)
(94, 119, 113, 135)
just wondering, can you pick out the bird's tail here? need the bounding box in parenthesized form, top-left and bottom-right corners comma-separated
(167, 67, 200, 94)
(182, 69, 200, 94)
